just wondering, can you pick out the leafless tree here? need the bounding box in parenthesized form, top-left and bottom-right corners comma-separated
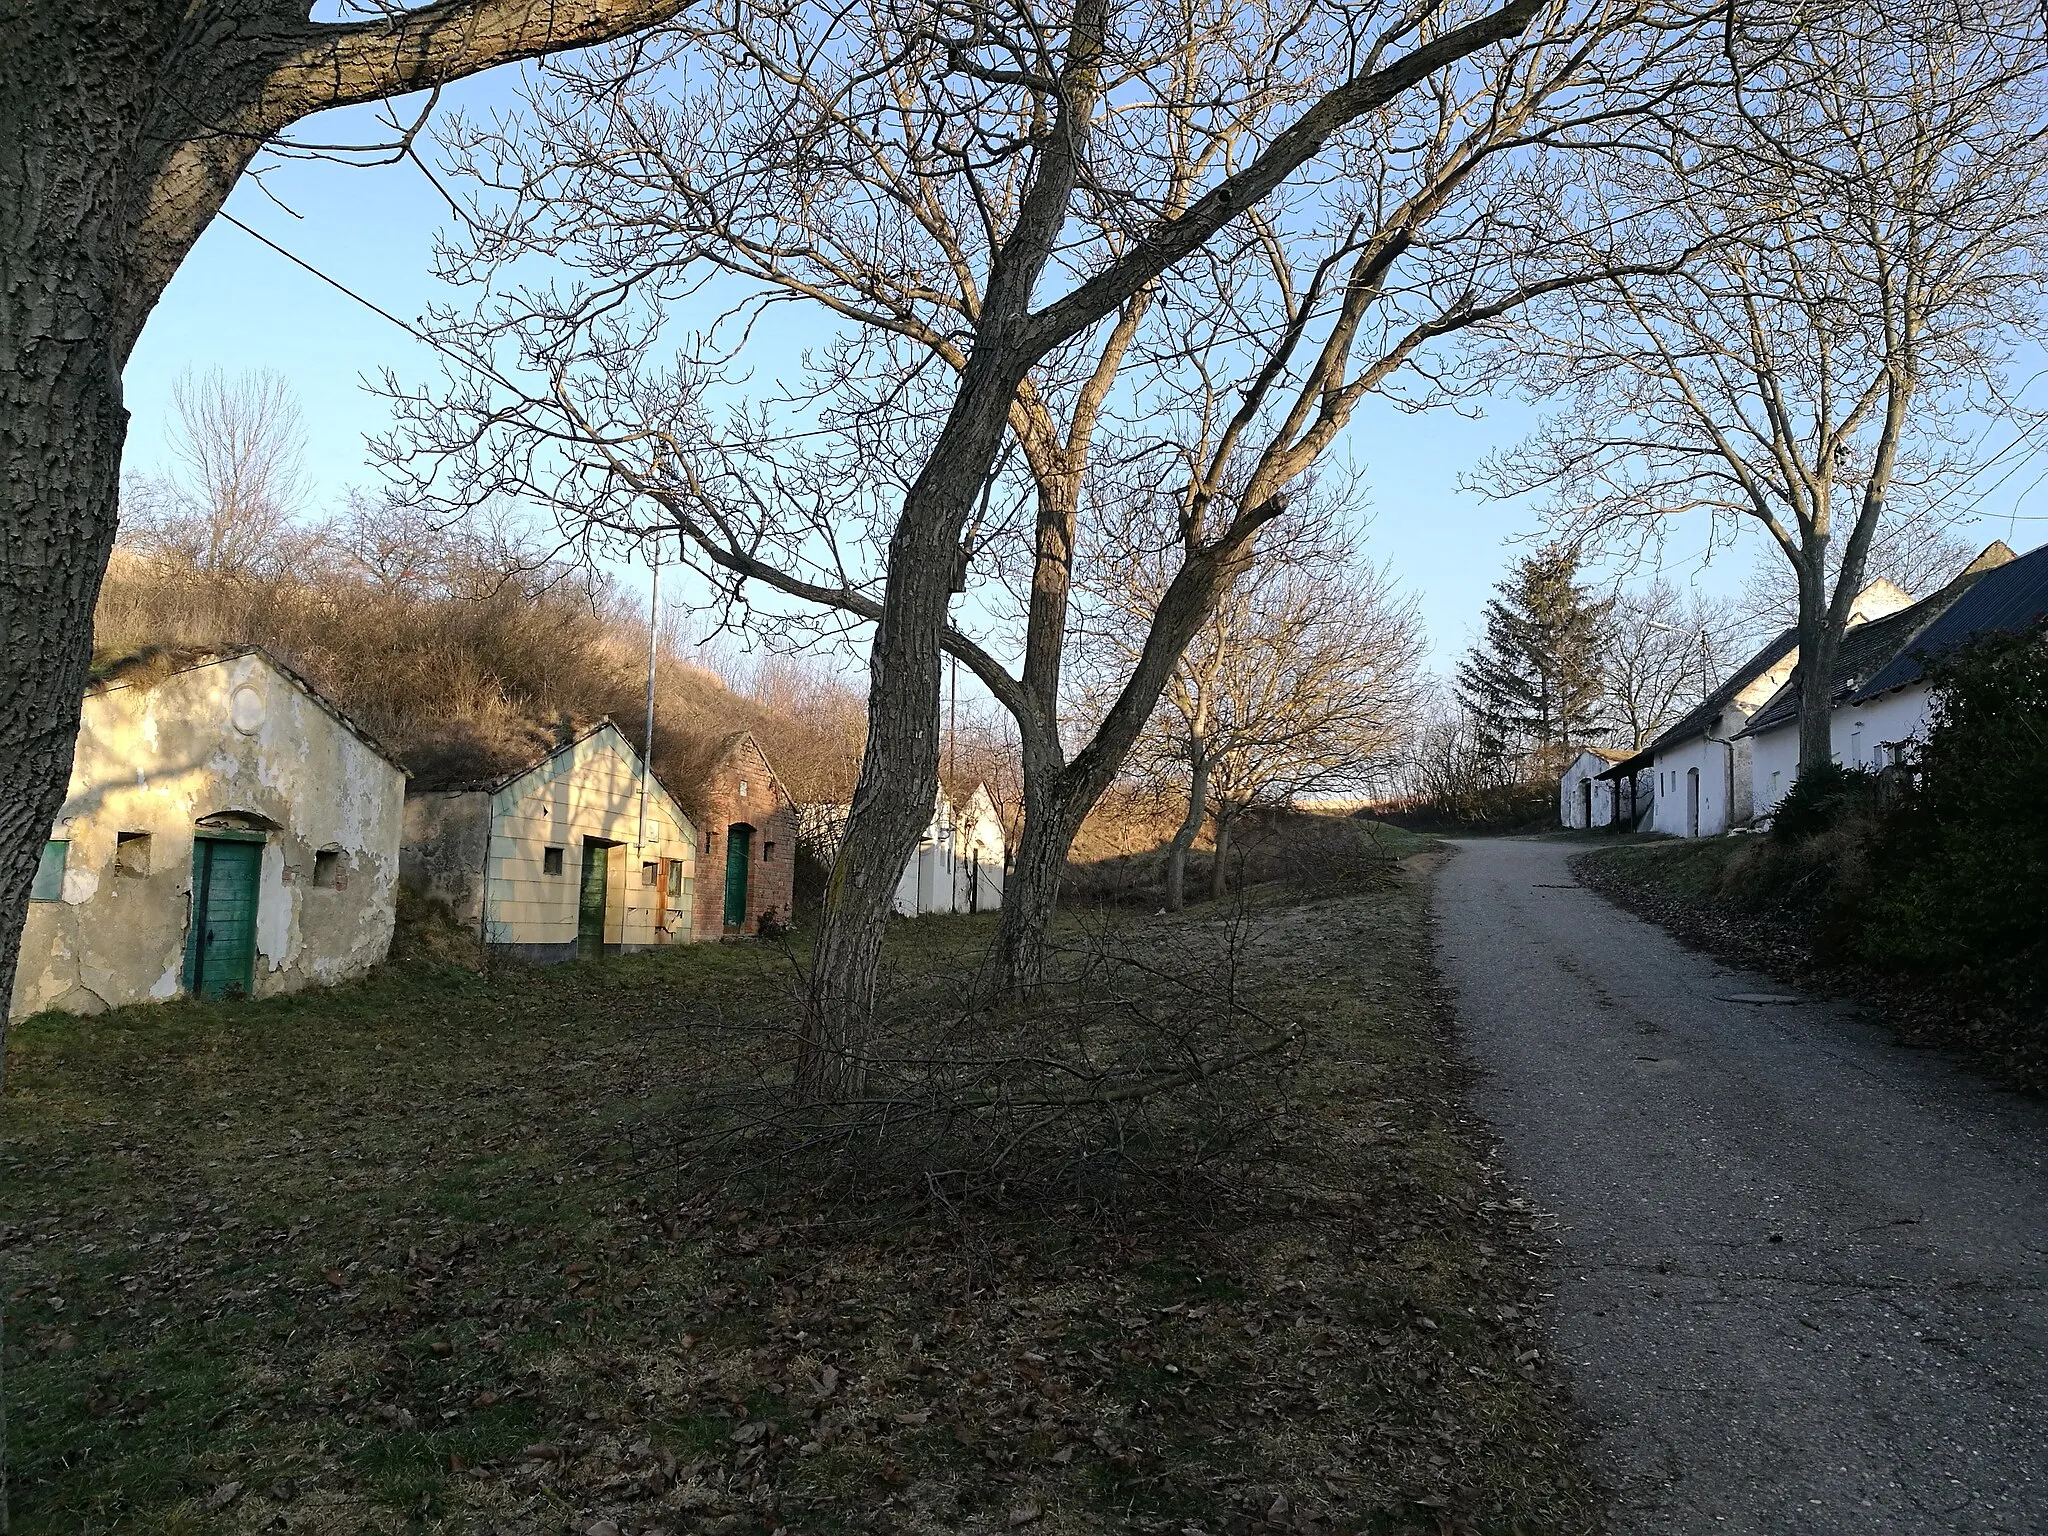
(1603, 580, 1743, 749)
(388, 0, 1705, 1057)
(1089, 527, 1425, 908)
(1, 0, 693, 1059)
(1733, 521, 1984, 638)
(120, 368, 312, 579)
(1477, 0, 2048, 774)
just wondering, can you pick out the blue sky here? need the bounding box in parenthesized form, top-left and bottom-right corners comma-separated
(121, 74, 2046, 688)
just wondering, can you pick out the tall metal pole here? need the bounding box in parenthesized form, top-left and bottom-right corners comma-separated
(638, 552, 660, 850)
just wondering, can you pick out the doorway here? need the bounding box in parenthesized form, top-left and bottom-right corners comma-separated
(1580, 778, 1593, 830)
(722, 824, 752, 932)
(578, 839, 612, 958)
(1686, 767, 1701, 838)
(185, 834, 262, 999)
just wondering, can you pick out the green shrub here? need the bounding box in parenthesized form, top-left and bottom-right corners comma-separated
(1856, 625, 2048, 1007)
(1768, 758, 1882, 844)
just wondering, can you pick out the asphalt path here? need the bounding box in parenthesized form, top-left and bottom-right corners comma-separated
(1433, 836, 2048, 1534)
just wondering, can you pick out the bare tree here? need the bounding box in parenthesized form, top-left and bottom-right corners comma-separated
(1478, 0, 2048, 774)
(1, 0, 694, 1056)
(1733, 520, 1982, 638)
(384, 0, 1604, 1091)
(391, 0, 1705, 1033)
(1090, 527, 1425, 908)
(121, 368, 310, 578)
(1603, 580, 1742, 749)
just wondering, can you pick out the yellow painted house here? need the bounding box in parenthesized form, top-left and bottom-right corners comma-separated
(401, 721, 698, 960)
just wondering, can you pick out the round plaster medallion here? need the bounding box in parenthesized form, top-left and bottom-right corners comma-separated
(230, 685, 266, 735)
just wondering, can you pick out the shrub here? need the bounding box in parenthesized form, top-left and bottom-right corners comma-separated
(1856, 625, 2048, 1008)
(1768, 758, 1882, 844)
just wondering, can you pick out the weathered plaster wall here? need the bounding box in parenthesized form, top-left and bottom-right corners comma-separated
(10, 653, 407, 1019)
(480, 726, 697, 953)
(400, 792, 491, 930)
(1647, 733, 1740, 839)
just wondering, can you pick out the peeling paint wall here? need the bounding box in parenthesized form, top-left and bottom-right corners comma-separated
(9, 653, 408, 1019)
(400, 793, 492, 932)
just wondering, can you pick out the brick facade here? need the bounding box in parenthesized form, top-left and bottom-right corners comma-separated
(689, 733, 797, 937)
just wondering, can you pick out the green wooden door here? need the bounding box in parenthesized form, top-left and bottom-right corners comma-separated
(578, 841, 609, 957)
(722, 825, 751, 931)
(186, 837, 261, 999)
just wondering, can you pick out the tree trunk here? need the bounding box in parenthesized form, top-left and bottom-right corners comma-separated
(989, 788, 1092, 997)
(1792, 547, 1841, 775)
(1, 26, 163, 1072)
(1209, 808, 1236, 903)
(1163, 752, 1211, 912)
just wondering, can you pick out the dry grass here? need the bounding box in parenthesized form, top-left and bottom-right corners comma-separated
(2, 836, 1596, 1534)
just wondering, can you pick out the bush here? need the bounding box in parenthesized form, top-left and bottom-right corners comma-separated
(1856, 625, 2048, 1008)
(1768, 758, 1882, 844)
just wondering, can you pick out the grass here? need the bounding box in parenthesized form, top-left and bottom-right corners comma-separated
(2, 832, 1597, 1534)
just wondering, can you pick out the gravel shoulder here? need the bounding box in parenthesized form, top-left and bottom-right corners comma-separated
(1433, 835, 2048, 1535)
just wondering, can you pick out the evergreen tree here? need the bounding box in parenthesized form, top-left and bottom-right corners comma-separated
(1457, 544, 1615, 769)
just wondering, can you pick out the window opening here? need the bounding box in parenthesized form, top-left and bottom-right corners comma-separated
(667, 861, 684, 899)
(543, 845, 565, 877)
(737, 779, 748, 799)
(313, 849, 341, 888)
(762, 840, 776, 863)
(116, 831, 152, 877)
(642, 861, 660, 887)
(30, 840, 67, 902)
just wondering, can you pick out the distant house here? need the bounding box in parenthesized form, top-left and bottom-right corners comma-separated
(11, 648, 408, 1019)
(1558, 748, 1634, 829)
(1741, 541, 2040, 819)
(803, 782, 1007, 916)
(951, 783, 1007, 913)
(681, 732, 797, 939)
(1597, 580, 1912, 838)
(401, 721, 698, 961)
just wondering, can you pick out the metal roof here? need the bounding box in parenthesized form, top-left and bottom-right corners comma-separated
(1641, 625, 1800, 756)
(1847, 540, 2048, 704)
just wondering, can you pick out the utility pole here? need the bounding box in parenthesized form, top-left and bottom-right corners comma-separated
(638, 550, 660, 850)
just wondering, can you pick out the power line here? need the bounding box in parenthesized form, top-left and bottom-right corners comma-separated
(219, 210, 525, 398)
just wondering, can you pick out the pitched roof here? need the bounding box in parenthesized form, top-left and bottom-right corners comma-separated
(1642, 626, 1800, 756)
(1736, 546, 2017, 739)
(1847, 540, 2047, 704)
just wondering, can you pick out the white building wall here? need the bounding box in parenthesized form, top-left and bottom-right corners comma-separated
(1648, 734, 1740, 838)
(1748, 724, 1799, 822)
(1558, 754, 1621, 829)
(1749, 683, 1934, 822)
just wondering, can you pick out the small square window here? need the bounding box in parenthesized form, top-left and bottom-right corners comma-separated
(762, 840, 776, 863)
(30, 840, 66, 902)
(313, 849, 342, 888)
(543, 845, 565, 876)
(116, 830, 152, 877)
(641, 861, 660, 887)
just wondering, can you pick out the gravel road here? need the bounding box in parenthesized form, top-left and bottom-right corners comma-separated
(1433, 836, 2048, 1534)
